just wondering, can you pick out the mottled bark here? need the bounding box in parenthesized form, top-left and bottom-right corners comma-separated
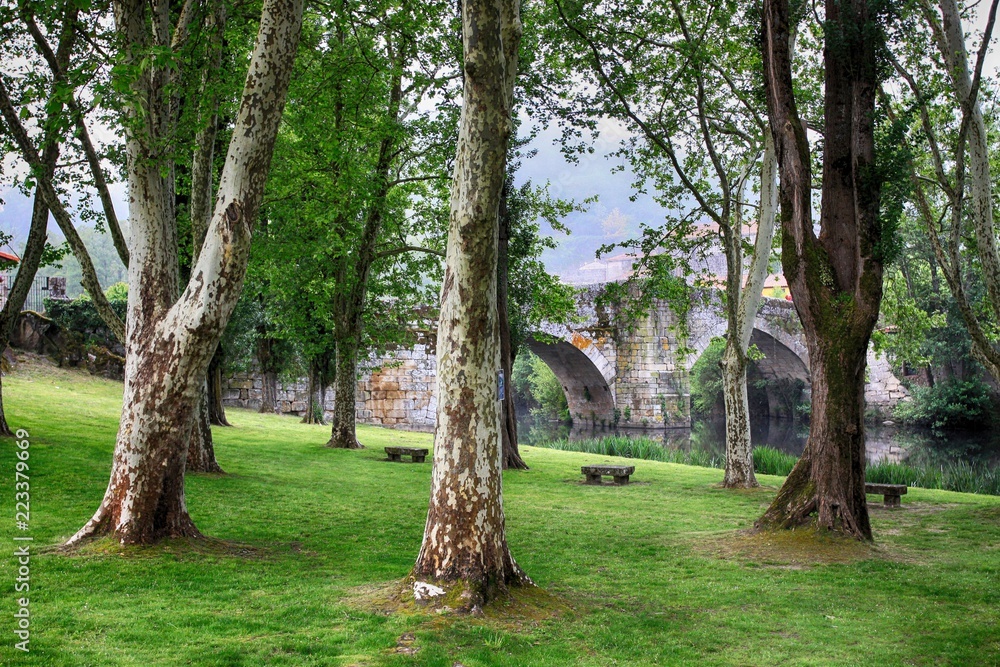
(757, 0, 885, 539)
(67, 0, 303, 546)
(184, 0, 229, 472)
(719, 351, 755, 487)
(498, 181, 527, 470)
(412, 0, 530, 608)
(719, 135, 777, 488)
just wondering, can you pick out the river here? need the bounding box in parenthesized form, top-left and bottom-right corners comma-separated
(517, 415, 1000, 471)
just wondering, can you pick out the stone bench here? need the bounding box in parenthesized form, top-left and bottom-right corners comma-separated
(582, 464, 635, 485)
(865, 482, 907, 507)
(385, 447, 428, 463)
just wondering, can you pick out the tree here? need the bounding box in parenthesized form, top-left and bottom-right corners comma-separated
(0, 1, 128, 337)
(0, 0, 126, 434)
(545, 0, 778, 487)
(64, 0, 303, 546)
(887, 0, 1000, 388)
(257, 2, 454, 444)
(497, 158, 580, 469)
(411, 0, 531, 607)
(756, 0, 903, 539)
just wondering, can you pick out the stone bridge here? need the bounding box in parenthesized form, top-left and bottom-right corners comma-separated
(344, 286, 908, 430)
(225, 286, 908, 429)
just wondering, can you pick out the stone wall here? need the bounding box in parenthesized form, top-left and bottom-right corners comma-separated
(222, 339, 438, 431)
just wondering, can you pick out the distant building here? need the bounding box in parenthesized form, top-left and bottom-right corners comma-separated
(568, 242, 790, 300)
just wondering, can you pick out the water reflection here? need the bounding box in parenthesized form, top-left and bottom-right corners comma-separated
(518, 415, 1000, 470)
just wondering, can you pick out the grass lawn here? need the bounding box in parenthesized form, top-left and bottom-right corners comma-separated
(1, 355, 999, 666)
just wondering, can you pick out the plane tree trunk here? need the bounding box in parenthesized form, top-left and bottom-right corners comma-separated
(328, 333, 363, 448)
(257, 334, 280, 413)
(207, 351, 232, 427)
(411, 0, 531, 609)
(757, 0, 889, 539)
(66, 0, 303, 546)
(719, 135, 777, 488)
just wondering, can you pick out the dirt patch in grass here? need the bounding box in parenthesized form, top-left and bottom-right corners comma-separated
(348, 578, 571, 629)
(698, 527, 887, 568)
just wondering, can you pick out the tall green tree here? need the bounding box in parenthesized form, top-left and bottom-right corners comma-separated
(0, 0, 132, 438)
(541, 0, 778, 487)
(887, 0, 1000, 388)
(60, 0, 303, 546)
(411, 0, 531, 608)
(259, 1, 455, 443)
(757, 0, 903, 539)
(497, 156, 580, 469)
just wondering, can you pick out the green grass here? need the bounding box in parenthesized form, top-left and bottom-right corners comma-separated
(2, 355, 1000, 666)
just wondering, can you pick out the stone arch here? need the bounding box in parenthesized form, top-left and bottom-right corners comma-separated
(749, 328, 810, 419)
(524, 332, 616, 425)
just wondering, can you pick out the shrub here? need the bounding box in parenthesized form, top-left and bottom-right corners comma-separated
(45, 283, 127, 350)
(690, 338, 726, 418)
(893, 379, 994, 431)
(511, 349, 569, 422)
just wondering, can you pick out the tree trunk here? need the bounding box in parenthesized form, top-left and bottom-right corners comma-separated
(904, 0, 1000, 384)
(66, 0, 303, 546)
(498, 180, 527, 470)
(0, 371, 12, 438)
(411, 0, 530, 609)
(207, 351, 232, 426)
(757, 337, 871, 536)
(325, 51, 405, 449)
(187, 386, 223, 473)
(303, 360, 319, 424)
(185, 0, 229, 478)
(720, 344, 756, 487)
(720, 134, 776, 488)
(257, 336, 279, 413)
(758, 0, 886, 540)
(327, 337, 363, 448)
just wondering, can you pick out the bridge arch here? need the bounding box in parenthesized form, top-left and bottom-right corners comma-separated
(524, 331, 616, 425)
(686, 319, 811, 421)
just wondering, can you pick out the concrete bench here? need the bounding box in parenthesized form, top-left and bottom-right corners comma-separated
(385, 447, 428, 463)
(582, 464, 635, 485)
(865, 482, 907, 507)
